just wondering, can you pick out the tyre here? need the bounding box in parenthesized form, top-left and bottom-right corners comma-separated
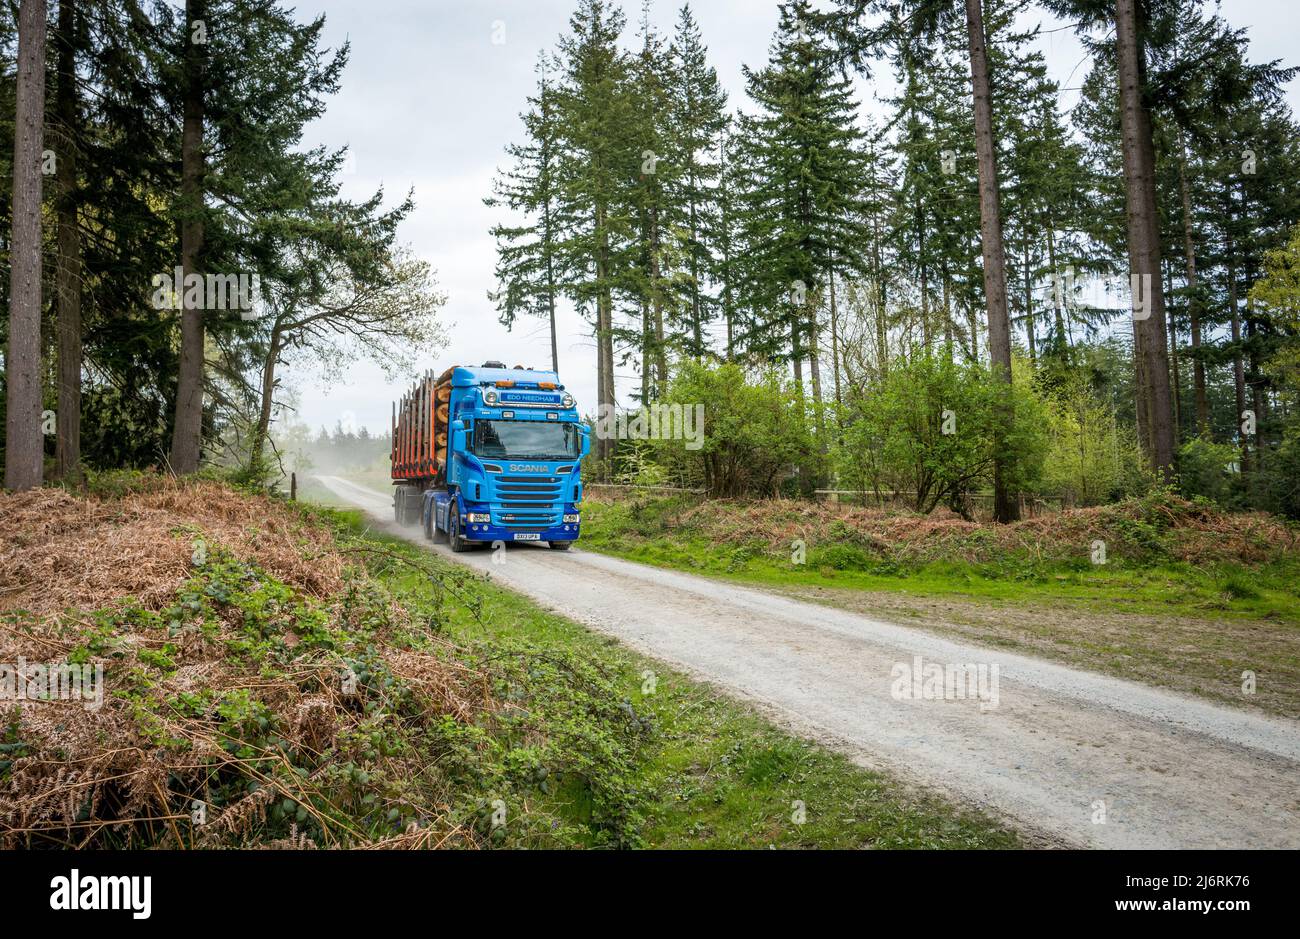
(548, 541, 572, 551)
(422, 497, 434, 540)
(448, 509, 469, 553)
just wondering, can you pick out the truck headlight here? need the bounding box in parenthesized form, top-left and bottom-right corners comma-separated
(467, 513, 491, 523)
(561, 392, 575, 408)
(563, 514, 580, 524)
(484, 389, 499, 406)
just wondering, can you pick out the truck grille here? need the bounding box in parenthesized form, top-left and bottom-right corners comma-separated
(492, 475, 562, 502)
(490, 475, 563, 529)
(495, 509, 560, 530)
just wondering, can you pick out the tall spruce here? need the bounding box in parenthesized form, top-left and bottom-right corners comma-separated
(552, 0, 635, 460)
(625, 5, 676, 401)
(735, 0, 870, 407)
(666, 3, 727, 359)
(487, 53, 564, 373)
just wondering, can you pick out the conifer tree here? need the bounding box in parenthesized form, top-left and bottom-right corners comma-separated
(665, 3, 727, 359)
(486, 53, 565, 373)
(735, 0, 870, 407)
(551, 0, 635, 460)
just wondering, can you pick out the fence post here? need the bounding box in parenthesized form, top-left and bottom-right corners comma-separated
(290, 472, 297, 501)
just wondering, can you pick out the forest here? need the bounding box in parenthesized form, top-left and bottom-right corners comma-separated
(486, 0, 1300, 519)
(1, 0, 1298, 524)
(2, 0, 1299, 868)
(0, 0, 444, 490)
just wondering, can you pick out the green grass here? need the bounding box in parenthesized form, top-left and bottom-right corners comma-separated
(577, 498, 1300, 626)
(327, 508, 1020, 849)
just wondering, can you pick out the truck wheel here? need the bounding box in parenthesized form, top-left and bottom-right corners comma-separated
(422, 499, 434, 540)
(548, 541, 572, 551)
(448, 511, 469, 553)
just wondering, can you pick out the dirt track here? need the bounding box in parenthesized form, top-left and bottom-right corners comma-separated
(318, 475, 1300, 849)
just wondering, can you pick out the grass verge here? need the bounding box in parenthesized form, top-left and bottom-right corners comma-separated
(0, 475, 1018, 849)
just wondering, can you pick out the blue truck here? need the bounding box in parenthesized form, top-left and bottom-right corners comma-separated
(390, 361, 588, 551)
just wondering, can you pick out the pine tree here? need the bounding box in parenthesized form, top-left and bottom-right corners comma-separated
(625, 5, 677, 402)
(1044, 0, 1176, 475)
(486, 53, 564, 373)
(665, 3, 727, 359)
(161, 0, 355, 472)
(551, 0, 636, 460)
(735, 0, 870, 407)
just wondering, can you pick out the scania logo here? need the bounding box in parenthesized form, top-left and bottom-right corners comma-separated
(508, 464, 547, 472)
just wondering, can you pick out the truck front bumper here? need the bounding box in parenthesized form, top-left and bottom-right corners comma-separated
(461, 521, 579, 543)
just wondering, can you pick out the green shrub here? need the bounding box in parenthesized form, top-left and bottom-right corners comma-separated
(833, 351, 1048, 513)
(1176, 437, 1244, 508)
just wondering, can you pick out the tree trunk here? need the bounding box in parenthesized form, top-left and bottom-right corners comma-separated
(871, 210, 888, 378)
(251, 331, 281, 465)
(595, 202, 615, 463)
(1178, 145, 1208, 434)
(807, 295, 823, 427)
(1115, 0, 1175, 475)
(791, 322, 803, 391)
(640, 295, 651, 404)
(1046, 223, 1067, 348)
(651, 204, 666, 395)
(54, 0, 82, 483)
(1022, 233, 1036, 366)
(829, 270, 842, 413)
(719, 128, 735, 361)
(964, 0, 1018, 523)
(543, 210, 559, 373)
(916, 195, 930, 352)
(1165, 264, 1181, 444)
(1224, 204, 1248, 474)
(169, 0, 208, 474)
(688, 188, 702, 357)
(941, 260, 954, 355)
(4, 0, 47, 492)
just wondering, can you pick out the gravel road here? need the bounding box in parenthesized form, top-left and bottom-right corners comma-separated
(318, 475, 1300, 848)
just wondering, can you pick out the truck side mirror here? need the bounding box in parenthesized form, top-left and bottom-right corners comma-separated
(580, 426, 591, 458)
(452, 419, 466, 454)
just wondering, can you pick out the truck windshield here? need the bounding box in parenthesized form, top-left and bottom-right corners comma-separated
(473, 420, 580, 461)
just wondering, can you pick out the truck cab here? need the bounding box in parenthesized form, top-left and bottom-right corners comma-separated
(421, 364, 588, 551)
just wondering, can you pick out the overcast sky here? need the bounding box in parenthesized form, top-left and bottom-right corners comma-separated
(282, 0, 1300, 436)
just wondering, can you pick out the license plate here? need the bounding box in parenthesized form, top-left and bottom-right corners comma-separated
(512, 533, 541, 541)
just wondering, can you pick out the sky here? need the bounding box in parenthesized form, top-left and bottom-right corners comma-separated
(282, 0, 1300, 437)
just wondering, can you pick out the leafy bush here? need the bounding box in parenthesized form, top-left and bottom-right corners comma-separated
(1177, 437, 1245, 508)
(833, 352, 1048, 514)
(1042, 382, 1149, 505)
(651, 361, 822, 498)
